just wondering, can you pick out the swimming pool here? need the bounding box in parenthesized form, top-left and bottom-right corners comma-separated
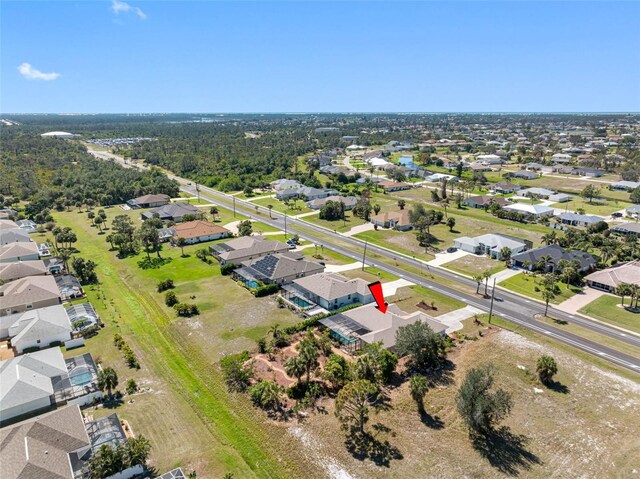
(69, 367, 93, 386)
(290, 296, 312, 308)
(244, 280, 258, 289)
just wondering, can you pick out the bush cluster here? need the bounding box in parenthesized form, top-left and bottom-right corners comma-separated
(174, 303, 200, 317)
(157, 279, 175, 292)
(113, 333, 140, 369)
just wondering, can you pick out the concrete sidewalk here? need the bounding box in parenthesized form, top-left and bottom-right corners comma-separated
(491, 268, 521, 284)
(324, 262, 362, 273)
(293, 210, 320, 219)
(343, 223, 375, 237)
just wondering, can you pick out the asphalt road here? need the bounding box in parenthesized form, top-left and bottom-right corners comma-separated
(89, 149, 640, 373)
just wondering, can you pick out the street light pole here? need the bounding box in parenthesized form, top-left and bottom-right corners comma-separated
(361, 240, 368, 271)
(488, 278, 497, 324)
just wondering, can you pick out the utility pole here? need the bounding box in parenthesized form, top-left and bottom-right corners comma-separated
(488, 278, 497, 324)
(233, 196, 236, 218)
(284, 214, 287, 239)
(361, 240, 368, 271)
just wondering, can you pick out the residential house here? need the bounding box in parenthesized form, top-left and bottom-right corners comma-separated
(1, 305, 72, 354)
(0, 209, 18, 220)
(171, 220, 230, 244)
(319, 303, 447, 352)
(0, 242, 40, 263)
(611, 180, 640, 192)
(275, 186, 338, 201)
(476, 154, 503, 165)
(572, 167, 604, 178)
(307, 195, 359, 211)
(15, 219, 37, 234)
(370, 209, 412, 231)
(625, 205, 640, 217)
(232, 252, 324, 286)
(584, 261, 640, 293)
(158, 227, 176, 242)
(526, 162, 545, 171)
(156, 468, 187, 479)
(0, 405, 92, 478)
(37, 243, 51, 257)
(54, 275, 84, 300)
(141, 202, 200, 222)
(491, 182, 521, 194)
(552, 153, 572, 163)
(463, 195, 510, 209)
(611, 222, 640, 237)
(210, 236, 291, 265)
(511, 244, 597, 273)
(512, 170, 538, 180)
(282, 272, 374, 312)
(378, 180, 412, 192)
(126, 193, 170, 209)
(548, 193, 571, 203)
(0, 275, 62, 316)
(556, 212, 605, 227)
(270, 179, 302, 191)
(0, 348, 102, 423)
(502, 203, 555, 218)
(0, 219, 19, 230)
(0, 260, 48, 282)
(454, 233, 530, 260)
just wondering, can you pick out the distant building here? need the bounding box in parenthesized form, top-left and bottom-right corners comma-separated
(307, 195, 358, 211)
(511, 245, 597, 273)
(210, 236, 291, 265)
(141, 203, 199, 222)
(502, 203, 554, 218)
(611, 222, 640, 237)
(556, 212, 605, 227)
(377, 180, 412, 192)
(171, 220, 230, 244)
(611, 180, 640, 192)
(40, 131, 79, 139)
(232, 252, 324, 286)
(491, 182, 521, 194)
(463, 195, 509, 209)
(370, 209, 412, 231)
(454, 233, 530, 260)
(512, 170, 538, 180)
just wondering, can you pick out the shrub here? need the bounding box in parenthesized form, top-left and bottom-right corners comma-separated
(165, 290, 178, 307)
(221, 263, 238, 276)
(254, 283, 279, 297)
(126, 379, 138, 395)
(174, 303, 200, 317)
(113, 333, 125, 349)
(220, 351, 253, 392)
(157, 279, 175, 292)
(257, 337, 268, 353)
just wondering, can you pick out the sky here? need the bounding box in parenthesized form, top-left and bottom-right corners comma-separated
(2, 1, 639, 113)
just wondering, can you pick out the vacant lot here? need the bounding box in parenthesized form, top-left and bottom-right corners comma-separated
(549, 196, 631, 216)
(388, 285, 466, 316)
(579, 294, 640, 334)
(500, 273, 582, 304)
(275, 329, 640, 479)
(442, 254, 506, 277)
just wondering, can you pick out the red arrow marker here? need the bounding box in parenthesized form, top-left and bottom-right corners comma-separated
(368, 281, 388, 314)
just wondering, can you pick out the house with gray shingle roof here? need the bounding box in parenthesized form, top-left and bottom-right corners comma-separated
(141, 202, 199, 222)
(0, 260, 48, 282)
(0, 275, 62, 316)
(211, 236, 291, 265)
(0, 404, 91, 478)
(233, 252, 324, 286)
(283, 272, 374, 312)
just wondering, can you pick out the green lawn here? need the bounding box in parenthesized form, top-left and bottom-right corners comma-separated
(303, 211, 367, 233)
(250, 196, 311, 215)
(301, 246, 354, 265)
(388, 285, 466, 317)
(500, 272, 583, 304)
(442, 255, 506, 277)
(51, 210, 311, 478)
(353, 229, 435, 260)
(341, 266, 399, 283)
(579, 294, 640, 334)
(550, 196, 631, 216)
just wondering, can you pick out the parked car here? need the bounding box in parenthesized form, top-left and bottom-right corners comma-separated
(612, 212, 623, 218)
(446, 247, 457, 253)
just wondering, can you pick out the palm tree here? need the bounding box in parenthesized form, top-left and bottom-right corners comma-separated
(499, 247, 512, 266)
(97, 367, 119, 399)
(298, 333, 320, 384)
(536, 355, 558, 385)
(284, 356, 305, 384)
(541, 231, 557, 246)
(472, 274, 483, 294)
(125, 435, 152, 466)
(482, 270, 492, 296)
(537, 254, 554, 273)
(542, 288, 555, 316)
(617, 283, 633, 307)
(630, 284, 640, 309)
(59, 249, 72, 272)
(209, 206, 219, 221)
(267, 204, 273, 219)
(409, 374, 429, 412)
(176, 237, 187, 257)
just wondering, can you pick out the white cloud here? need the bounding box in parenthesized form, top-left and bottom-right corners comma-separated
(18, 63, 60, 81)
(111, 0, 146, 20)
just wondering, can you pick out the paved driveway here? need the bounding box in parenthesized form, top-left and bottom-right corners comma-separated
(556, 287, 608, 314)
(427, 249, 469, 267)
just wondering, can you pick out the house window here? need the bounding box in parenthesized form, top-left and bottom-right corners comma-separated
(26, 304, 33, 310)
(37, 339, 41, 344)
